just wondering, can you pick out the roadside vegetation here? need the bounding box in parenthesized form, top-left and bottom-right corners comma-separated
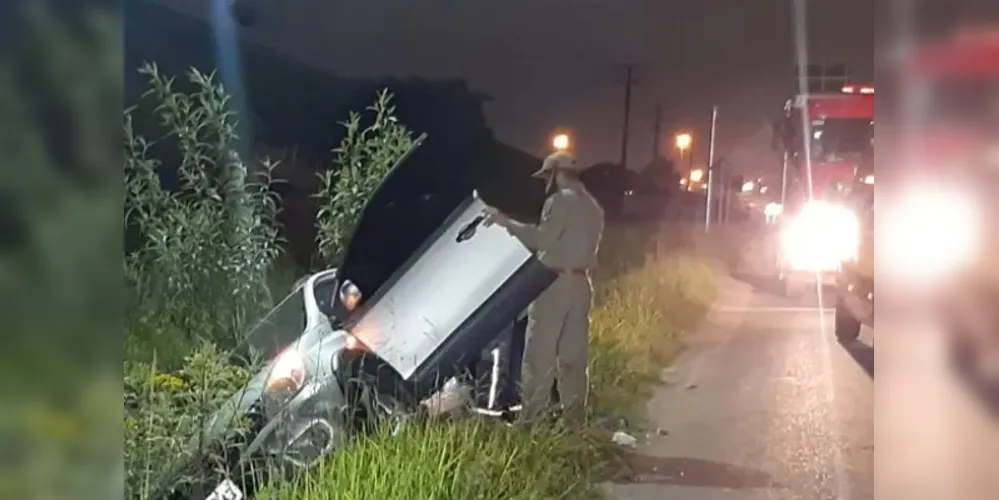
(124, 65, 723, 500)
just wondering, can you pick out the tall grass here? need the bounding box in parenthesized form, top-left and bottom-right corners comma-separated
(260, 421, 611, 500)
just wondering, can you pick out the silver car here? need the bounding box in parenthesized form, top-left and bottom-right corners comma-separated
(157, 143, 553, 500)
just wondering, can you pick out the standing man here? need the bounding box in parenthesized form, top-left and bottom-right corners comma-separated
(484, 151, 605, 425)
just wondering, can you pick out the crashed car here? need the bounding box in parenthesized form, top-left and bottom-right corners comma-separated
(153, 141, 554, 500)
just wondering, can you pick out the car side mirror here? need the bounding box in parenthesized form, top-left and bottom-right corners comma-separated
(339, 280, 363, 311)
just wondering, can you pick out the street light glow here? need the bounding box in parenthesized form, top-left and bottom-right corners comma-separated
(552, 133, 570, 151)
(689, 168, 704, 183)
(675, 133, 692, 151)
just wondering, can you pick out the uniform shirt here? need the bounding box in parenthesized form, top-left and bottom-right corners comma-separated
(505, 178, 605, 270)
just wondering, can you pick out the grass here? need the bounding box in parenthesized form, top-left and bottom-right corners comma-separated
(259, 421, 611, 500)
(256, 225, 724, 500)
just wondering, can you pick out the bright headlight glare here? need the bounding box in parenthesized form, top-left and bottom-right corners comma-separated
(764, 202, 783, 217)
(781, 201, 860, 271)
(883, 186, 980, 280)
(266, 348, 306, 392)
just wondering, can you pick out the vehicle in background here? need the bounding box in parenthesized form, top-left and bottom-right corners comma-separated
(881, 28, 999, 388)
(770, 64, 873, 297)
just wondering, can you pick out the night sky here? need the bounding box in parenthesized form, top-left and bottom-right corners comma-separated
(160, 0, 880, 177)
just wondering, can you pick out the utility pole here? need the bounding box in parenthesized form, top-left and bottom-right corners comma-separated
(651, 104, 663, 161)
(619, 64, 637, 169)
(704, 105, 719, 233)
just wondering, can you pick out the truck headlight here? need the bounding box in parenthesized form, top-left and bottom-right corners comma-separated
(883, 186, 980, 281)
(263, 348, 306, 416)
(781, 201, 860, 272)
(339, 280, 363, 311)
(764, 202, 784, 218)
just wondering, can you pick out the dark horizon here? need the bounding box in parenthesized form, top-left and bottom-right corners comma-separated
(152, 0, 876, 177)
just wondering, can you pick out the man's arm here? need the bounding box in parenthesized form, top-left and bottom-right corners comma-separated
(506, 194, 566, 251)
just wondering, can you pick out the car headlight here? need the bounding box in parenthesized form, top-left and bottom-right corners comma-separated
(339, 280, 363, 311)
(883, 185, 981, 281)
(781, 201, 860, 272)
(764, 202, 784, 218)
(263, 347, 307, 416)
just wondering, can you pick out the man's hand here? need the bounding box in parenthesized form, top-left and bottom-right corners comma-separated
(483, 206, 510, 228)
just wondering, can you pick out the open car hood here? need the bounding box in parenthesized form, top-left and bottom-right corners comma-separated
(338, 134, 469, 302)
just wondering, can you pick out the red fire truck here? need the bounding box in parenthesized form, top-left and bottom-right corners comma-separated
(879, 28, 999, 385)
(770, 65, 874, 297)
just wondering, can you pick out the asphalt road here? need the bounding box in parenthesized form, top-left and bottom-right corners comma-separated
(602, 274, 999, 500)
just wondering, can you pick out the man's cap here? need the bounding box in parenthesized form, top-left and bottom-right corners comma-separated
(532, 151, 587, 178)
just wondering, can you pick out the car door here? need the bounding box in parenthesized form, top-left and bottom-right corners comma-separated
(336, 141, 555, 397)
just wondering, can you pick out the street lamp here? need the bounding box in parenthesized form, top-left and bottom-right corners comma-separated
(675, 133, 694, 184)
(552, 133, 571, 151)
(689, 168, 704, 183)
(675, 133, 692, 152)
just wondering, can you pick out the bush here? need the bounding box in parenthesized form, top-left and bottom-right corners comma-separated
(314, 90, 413, 266)
(124, 344, 252, 500)
(125, 64, 283, 363)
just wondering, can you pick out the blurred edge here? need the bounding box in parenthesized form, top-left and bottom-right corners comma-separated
(0, 0, 123, 499)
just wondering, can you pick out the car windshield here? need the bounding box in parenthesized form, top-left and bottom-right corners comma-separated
(243, 282, 307, 361)
(811, 118, 873, 160)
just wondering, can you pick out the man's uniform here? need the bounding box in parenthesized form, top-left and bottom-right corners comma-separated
(502, 154, 604, 424)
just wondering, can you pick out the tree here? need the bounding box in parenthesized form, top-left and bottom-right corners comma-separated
(637, 156, 681, 193)
(580, 162, 635, 218)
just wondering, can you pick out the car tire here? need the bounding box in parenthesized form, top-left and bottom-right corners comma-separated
(835, 300, 862, 343)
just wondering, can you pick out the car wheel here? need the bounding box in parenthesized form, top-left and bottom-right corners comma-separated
(835, 301, 862, 343)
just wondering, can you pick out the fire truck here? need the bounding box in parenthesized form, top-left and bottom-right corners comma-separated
(770, 65, 874, 299)
(879, 28, 999, 383)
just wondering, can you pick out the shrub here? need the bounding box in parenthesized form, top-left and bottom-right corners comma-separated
(314, 90, 413, 266)
(124, 64, 283, 361)
(124, 344, 252, 500)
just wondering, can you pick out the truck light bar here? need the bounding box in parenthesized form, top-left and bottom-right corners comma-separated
(841, 85, 874, 95)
